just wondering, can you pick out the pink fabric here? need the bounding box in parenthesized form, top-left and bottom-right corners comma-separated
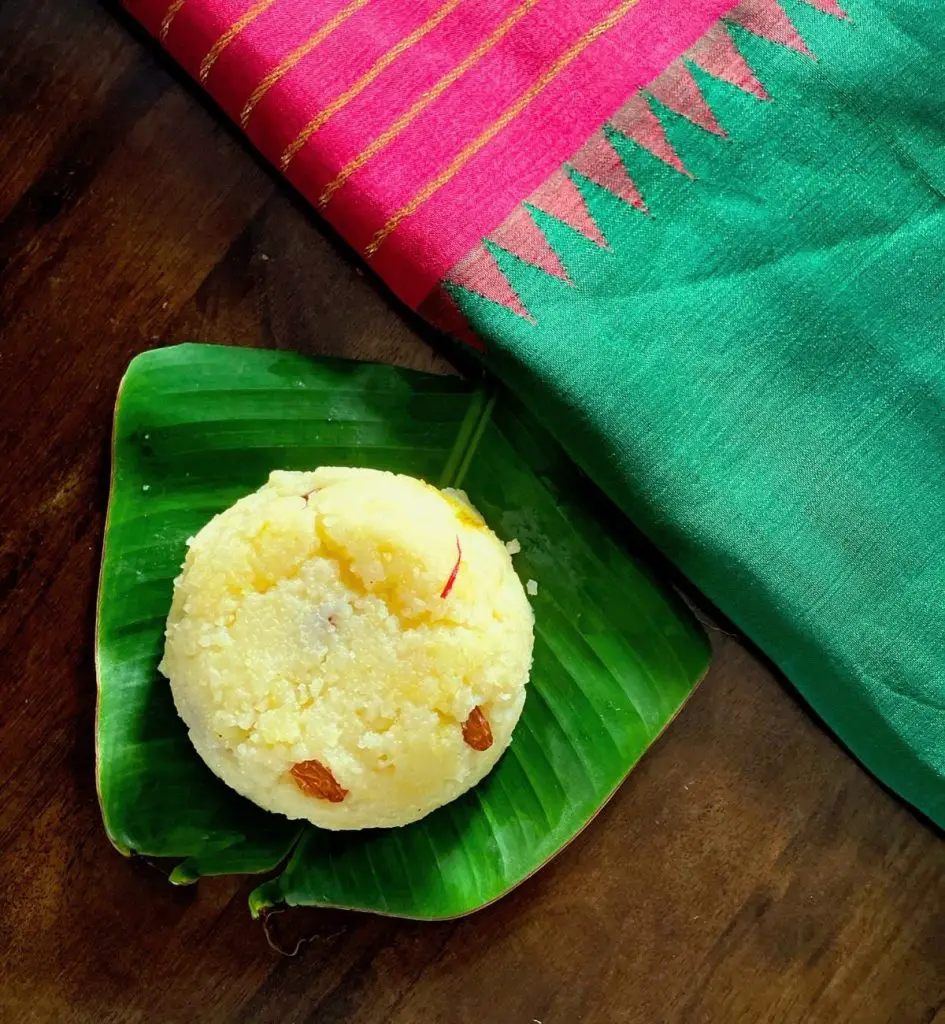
(370, 0, 738, 305)
(218, 0, 442, 131)
(283, 0, 528, 228)
(124, 0, 738, 308)
(246, 0, 459, 151)
(310, 0, 629, 256)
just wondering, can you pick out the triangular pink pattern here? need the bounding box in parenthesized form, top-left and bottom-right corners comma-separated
(648, 60, 727, 136)
(570, 130, 647, 212)
(489, 205, 571, 282)
(446, 244, 532, 321)
(527, 169, 608, 247)
(419, 284, 486, 351)
(688, 24, 770, 99)
(437, 0, 854, 339)
(727, 0, 813, 57)
(609, 93, 689, 176)
(797, 0, 847, 17)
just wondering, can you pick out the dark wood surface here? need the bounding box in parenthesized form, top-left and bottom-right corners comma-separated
(2, 2, 943, 1021)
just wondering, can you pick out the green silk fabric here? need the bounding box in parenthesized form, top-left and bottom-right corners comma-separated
(451, 0, 945, 824)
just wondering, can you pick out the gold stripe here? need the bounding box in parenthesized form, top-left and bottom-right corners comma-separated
(198, 0, 279, 83)
(278, 0, 465, 170)
(159, 0, 186, 42)
(315, 0, 541, 203)
(365, 0, 641, 257)
(239, 0, 374, 128)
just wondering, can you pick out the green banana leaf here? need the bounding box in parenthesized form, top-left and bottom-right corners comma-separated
(96, 343, 709, 920)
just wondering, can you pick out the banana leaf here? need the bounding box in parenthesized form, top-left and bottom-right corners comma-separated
(96, 343, 709, 920)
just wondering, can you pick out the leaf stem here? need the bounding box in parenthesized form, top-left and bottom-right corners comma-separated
(439, 388, 496, 489)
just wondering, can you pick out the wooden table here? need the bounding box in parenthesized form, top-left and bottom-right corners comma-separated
(2, 2, 943, 1020)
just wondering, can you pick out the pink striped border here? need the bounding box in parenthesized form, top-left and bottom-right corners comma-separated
(124, 0, 739, 308)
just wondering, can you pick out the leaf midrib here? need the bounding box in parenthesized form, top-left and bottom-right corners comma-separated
(437, 387, 494, 489)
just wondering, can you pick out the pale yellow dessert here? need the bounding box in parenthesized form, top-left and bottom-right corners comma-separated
(159, 468, 534, 830)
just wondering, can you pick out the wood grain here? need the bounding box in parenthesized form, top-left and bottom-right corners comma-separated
(1, 2, 943, 1021)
